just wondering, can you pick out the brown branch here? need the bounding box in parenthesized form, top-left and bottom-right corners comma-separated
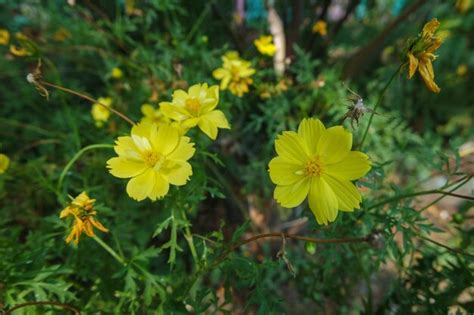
(212, 232, 371, 268)
(40, 81, 136, 126)
(4, 301, 81, 314)
(417, 234, 474, 259)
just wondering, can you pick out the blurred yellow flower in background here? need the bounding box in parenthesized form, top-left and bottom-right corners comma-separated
(213, 51, 256, 97)
(268, 118, 371, 225)
(111, 67, 123, 79)
(0, 154, 10, 174)
(160, 83, 230, 139)
(312, 20, 327, 36)
(91, 97, 112, 128)
(254, 35, 276, 56)
(0, 29, 10, 45)
(406, 18, 442, 93)
(9, 32, 35, 57)
(456, 64, 468, 77)
(107, 123, 195, 201)
(141, 103, 170, 125)
(60, 192, 108, 244)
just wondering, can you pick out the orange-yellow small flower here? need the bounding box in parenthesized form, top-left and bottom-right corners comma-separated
(0, 154, 10, 174)
(312, 20, 327, 36)
(0, 29, 10, 45)
(91, 97, 112, 128)
(268, 118, 371, 225)
(60, 192, 108, 244)
(9, 32, 35, 57)
(406, 18, 442, 93)
(160, 83, 230, 140)
(254, 35, 276, 56)
(107, 123, 195, 201)
(213, 51, 256, 97)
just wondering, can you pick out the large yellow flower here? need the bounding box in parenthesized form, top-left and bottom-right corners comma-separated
(0, 153, 10, 174)
(91, 97, 112, 128)
(212, 51, 256, 97)
(60, 192, 108, 244)
(254, 35, 276, 56)
(160, 83, 230, 140)
(107, 123, 195, 201)
(268, 118, 371, 225)
(406, 18, 442, 93)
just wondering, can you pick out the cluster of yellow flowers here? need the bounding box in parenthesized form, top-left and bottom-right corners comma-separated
(60, 192, 108, 244)
(0, 29, 36, 57)
(105, 83, 229, 202)
(58, 19, 450, 243)
(405, 18, 443, 93)
(213, 51, 256, 97)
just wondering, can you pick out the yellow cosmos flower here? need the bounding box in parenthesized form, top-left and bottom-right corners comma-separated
(312, 20, 327, 36)
(268, 118, 371, 225)
(160, 83, 230, 140)
(111, 67, 123, 79)
(0, 29, 10, 45)
(9, 32, 35, 57)
(60, 192, 108, 244)
(212, 51, 256, 97)
(254, 35, 276, 56)
(91, 97, 112, 128)
(107, 123, 195, 201)
(0, 154, 10, 174)
(141, 103, 170, 125)
(406, 18, 442, 93)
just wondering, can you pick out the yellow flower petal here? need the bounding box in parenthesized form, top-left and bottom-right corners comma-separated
(418, 57, 440, 93)
(274, 178, 310, 208)
(0, 153, 10, 174)
(268, 156, 305, 185)
(317, 126, 352, 164)
(107, 157, 148, 178)
(275, 131, 310, 164)
(167, 137, 195, 161)
(126, 169, 156, 201)
(308, 177, 338, 225)
(163, 161, 192, 186)
(154, 124, 179, 155)
(148, 173, 170, 201)
(325, 151, 371, 180)
(198, 110, 230, 140)
(323, 175, 361, 212)
(407, 52, 418, 79)
(297, 118, 326, 154)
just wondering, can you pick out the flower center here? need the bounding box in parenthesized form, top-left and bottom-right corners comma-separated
(305, 155, 324, 177)
(230, 66, 241, 81)
(143, 151, 162, 167)
(185, 98, 201, 116)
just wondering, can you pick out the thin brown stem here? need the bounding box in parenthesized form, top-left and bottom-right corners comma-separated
(4, 301, 81, 314)
(417, 234, 474, 259)
(213, 232, 370, 268)
(41, 81, 136, 126)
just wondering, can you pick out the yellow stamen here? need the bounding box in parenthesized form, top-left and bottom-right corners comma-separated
(305, 155, 324, 177)
(185, 98, 201, 116)
(143, 151, 162, 167)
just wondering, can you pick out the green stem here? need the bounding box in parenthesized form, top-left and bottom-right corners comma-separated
(358, 65, 402, 149)
(92, 235, 126, 266)
(185, 1, 214, 42)
(57, 144, 114, 194)
(181, 210, 199, 266)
